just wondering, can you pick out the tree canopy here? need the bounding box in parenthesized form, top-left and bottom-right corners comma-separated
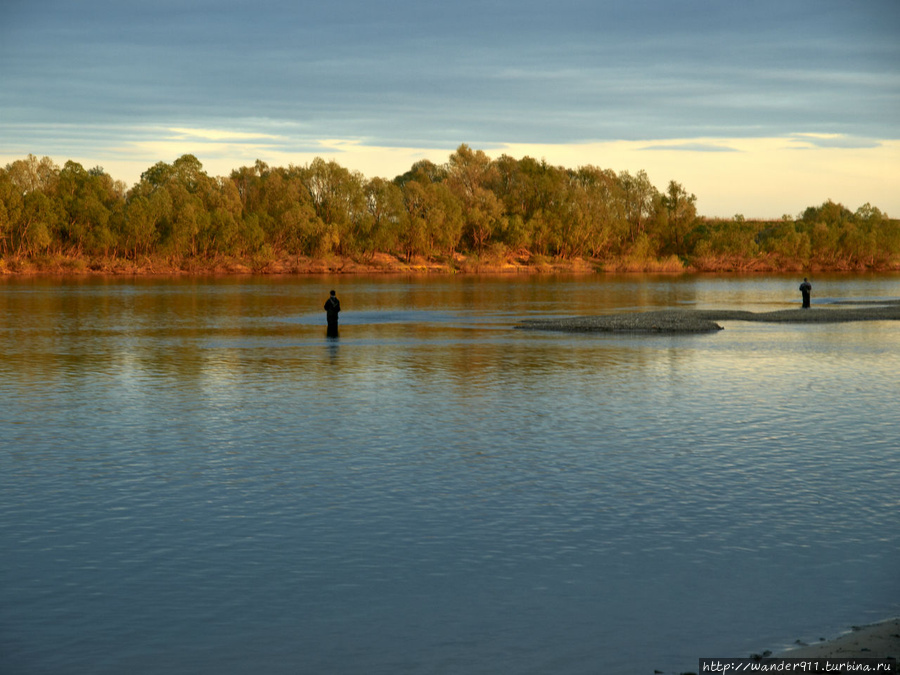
(1, 146, 897, 272)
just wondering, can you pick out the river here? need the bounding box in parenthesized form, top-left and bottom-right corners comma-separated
(1, 273, 898, 674)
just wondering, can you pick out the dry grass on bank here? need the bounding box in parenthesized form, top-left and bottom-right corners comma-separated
(2, 251, 899, 276)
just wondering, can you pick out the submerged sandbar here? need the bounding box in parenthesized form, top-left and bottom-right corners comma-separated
(519, 300, 900, 334)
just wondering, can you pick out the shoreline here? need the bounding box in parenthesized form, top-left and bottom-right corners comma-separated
(775, 617, 900, 660)
(2, 252, 900, 277)
(519, 301, 900, 334)
(670, 620, 900, 674)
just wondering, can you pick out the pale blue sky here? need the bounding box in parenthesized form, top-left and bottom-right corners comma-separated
(2, 0, 898, 217)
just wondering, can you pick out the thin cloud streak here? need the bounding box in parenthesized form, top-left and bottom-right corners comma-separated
(640, 144, 741, 153)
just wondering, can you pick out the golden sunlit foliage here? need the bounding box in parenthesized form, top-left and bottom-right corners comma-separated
(1, 146, 898, 272)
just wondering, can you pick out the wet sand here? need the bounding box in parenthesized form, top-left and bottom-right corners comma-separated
(519, 300, 900, 334)
(777, 617, 900, 659)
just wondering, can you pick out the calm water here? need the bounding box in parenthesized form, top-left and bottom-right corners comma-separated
(1, 274, 898, 675)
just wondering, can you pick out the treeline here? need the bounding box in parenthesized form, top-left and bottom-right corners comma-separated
(1, 145, 898, 272)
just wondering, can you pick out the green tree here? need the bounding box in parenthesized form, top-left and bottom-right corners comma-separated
(138, 160, 176, 192)
(364, 177, 405, 257)
(130, 155, 211, 259)
(399, 180, 429, 261)
(5, 154, 59, 194)
(660, 180, 698, 257)
(445, 144, 502, 251)
(394, 159, 447, 186)
(395, 178, 462, 260)
(759, 220, 811, 266)
(857, 203, 900, 266)
(514, 158, 568, 255)
(230, 160, 269, 213)
(15, 190, 62, 256)
(569, 166, 623, 258)
(3, 155, 61, 256)
(425, 181, 464, 256)
(618, 169, 658, 245)
(0, 169, 24, 255)
(300, 158, 370, 256)
(56, 161, 119, 255)
(123, 190, 169, 258)
(690, 216, 761, 269)
(254, 167, 321, 255)
(198, 177, 243, 256)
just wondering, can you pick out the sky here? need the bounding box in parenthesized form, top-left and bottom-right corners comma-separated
(1, 0, 898, 218)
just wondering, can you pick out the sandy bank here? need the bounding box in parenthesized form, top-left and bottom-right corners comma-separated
(518, 300, 900, 334)
(777, 617, 900, 660)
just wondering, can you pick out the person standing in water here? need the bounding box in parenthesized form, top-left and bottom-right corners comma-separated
(324, 290, 341, 336)
(799, 277, 812, 309)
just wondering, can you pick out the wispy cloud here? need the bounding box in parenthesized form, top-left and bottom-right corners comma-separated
(640, 142, 741, 153)
(167, 128, 282, 143)
(786, 133, 883, 150)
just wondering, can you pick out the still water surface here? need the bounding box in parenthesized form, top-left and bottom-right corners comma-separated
(1, 274, 899, 674)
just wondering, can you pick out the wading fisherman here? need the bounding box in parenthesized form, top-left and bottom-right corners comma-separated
(324, 290, 341, 336)
(799, 277, 812, 309)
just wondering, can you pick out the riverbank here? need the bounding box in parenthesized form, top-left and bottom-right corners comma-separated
(2, 251, 899, 276)
(0, 252, 628, 276)
(776, 617, 900, 659)
(519, 301, 900, 334)
(670, 620, 900, 674)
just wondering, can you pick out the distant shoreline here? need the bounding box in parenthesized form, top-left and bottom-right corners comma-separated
(0, 253, 594, 276)
(2, 252, 900, 277)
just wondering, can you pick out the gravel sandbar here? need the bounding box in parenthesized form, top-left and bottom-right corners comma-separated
(519, 300, 900, 334)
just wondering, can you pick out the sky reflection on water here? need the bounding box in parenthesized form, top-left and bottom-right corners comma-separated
(1, 274, 899, 675)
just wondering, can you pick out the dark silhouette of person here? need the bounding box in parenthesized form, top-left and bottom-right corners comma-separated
(799, 277, 812, 309)
(324, 290, 341, 336)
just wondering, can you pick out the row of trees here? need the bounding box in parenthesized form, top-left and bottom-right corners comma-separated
(1, 146, 898, 270)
